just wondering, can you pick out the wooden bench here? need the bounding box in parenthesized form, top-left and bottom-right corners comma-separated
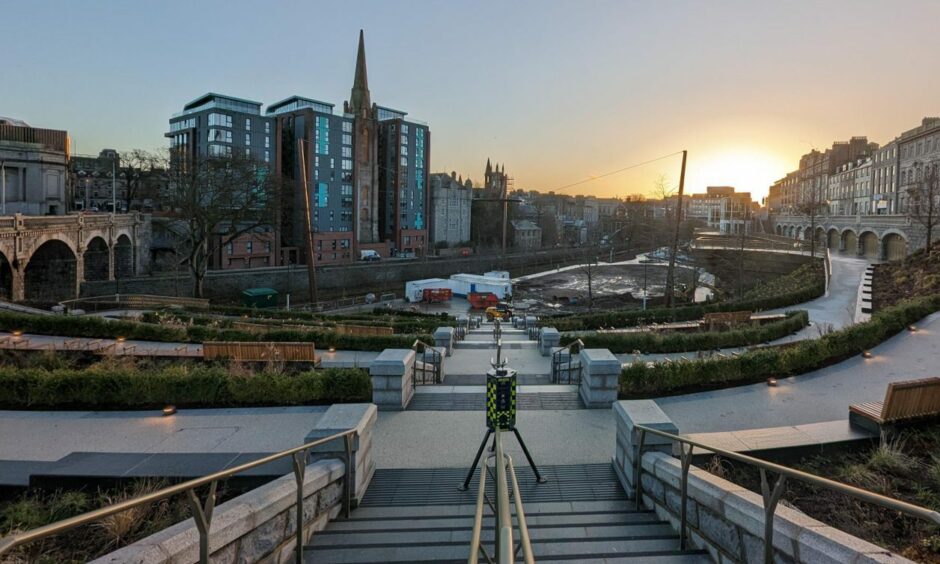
(203, 341, 320, 364)
(849, 377, 940, 431)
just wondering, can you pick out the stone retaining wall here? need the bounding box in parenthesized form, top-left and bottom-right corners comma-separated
(91, 459, 345, 564)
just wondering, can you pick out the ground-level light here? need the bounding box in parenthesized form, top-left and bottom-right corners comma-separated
(328, 346, 336, 353)
(162, 405, 177, 416)
(908, 325, 917, 332)
(862, 350, 873, 359)
(11, 330, 22, 337)
(766, 377, 778, 387)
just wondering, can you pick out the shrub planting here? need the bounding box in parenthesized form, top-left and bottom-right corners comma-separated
(0, 364, 371, 409)
(0, 310, 427, 351)
(620, 293, 940, 397)
(571, 310, 807, 353)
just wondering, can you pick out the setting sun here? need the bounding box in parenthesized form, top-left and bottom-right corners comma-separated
(688, 149, 792, 202)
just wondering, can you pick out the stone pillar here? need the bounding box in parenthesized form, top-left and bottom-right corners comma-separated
(612, 400, 678, 495)
(306, 403, 377, 508)
(74, 251, 84, 298)
(433, 326, 454, 356)
(579, 348, 621, 408)
(107, 242, 115, 281)
(369, 349, 415, 410)
(11, 264, 24, 302)
(538, 327, 560, 356)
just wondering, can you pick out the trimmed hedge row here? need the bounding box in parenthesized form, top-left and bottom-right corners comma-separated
(0, 311, 428, 351)
(551, 260, 824, 331)
(620, 293, 940, 397)
(0, 365, 371, 409)
(144, 310, 443, 335)
(570, 311, 808, 354)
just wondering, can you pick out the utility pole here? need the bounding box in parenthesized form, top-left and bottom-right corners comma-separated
(298, 139, 319, 305)
(1, 160, 5, 216)
(664, 150, 687, 308)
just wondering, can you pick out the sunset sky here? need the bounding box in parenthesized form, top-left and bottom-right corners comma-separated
(4, 0, 940, 202)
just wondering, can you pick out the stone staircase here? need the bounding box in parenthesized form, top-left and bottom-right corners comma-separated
(304, 464, 710, 563)
(455, 326, 538, 350)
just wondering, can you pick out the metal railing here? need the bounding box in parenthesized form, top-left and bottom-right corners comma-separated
(0, 429, 356, 564)
(633, 424, 940, 564)
(468, 430, 535, 564)
(412, 338, 442, 386)
(550, 339, 583, 384)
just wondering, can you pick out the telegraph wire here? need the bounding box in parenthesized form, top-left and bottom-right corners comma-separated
(550, 151, 685, 193)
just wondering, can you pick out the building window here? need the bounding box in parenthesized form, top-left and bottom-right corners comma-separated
(265, 122, 271, 133)
(245, 133, 251, 145)
(401, 124, 409, 134)
(246, 241, 253, 254)
(342, 121, 352, 133)
(317, 182, 329, 207)
(342, 146, 352, 158)
(342, 159, 353, 171)
(401, 156, 408, 166)
(342, 134, 352, 145)
(209, 144, 232, 157)
(265, 241, 271, 252)
(208, 129, 232, 143)
(401, 145, 408, 156)
(245, 148, 251, 158)
(227, 242, 234, 255)
(265, 136, 270, 148)
(264, 150, 270, 163)
(208, 113, 232, 128)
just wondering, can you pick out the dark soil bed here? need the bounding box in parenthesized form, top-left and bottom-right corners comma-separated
(700, 423, 940, 562)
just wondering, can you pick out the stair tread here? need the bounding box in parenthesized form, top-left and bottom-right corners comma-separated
(353, 499, 635, 517)
(310, 523, 678, 546)
(330, 510, 658, 532)
(304, 538, 699, 563)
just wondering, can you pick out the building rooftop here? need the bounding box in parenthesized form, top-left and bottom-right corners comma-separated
(174, 93, 264, 118)
(266, 96, 336, 116)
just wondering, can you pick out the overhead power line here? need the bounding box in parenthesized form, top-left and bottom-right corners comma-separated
(551, 151, 685, 193)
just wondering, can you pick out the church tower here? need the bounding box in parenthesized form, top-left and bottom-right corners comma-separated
(344, 30, 380, 244)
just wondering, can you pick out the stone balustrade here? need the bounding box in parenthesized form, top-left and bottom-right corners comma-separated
(369, 348, 415, 410)
(612, 400, 912, 563)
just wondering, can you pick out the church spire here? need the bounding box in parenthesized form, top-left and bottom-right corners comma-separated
(486, 158, 492, 175)
(347, 29, 371, 115)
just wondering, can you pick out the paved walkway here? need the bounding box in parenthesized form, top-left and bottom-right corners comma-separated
(656, 311, 940, 434)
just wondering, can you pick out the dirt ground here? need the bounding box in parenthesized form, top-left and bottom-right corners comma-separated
(513, 264, 701, 314)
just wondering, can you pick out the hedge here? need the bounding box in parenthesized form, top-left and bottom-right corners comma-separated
(570, 310, 808, 354)
(144, 310, 444, 335)
(0, 365, 371, 409)
(620, 293, 940, 397)
(0, 311, 428, 352)
(551, 260, 824, 331)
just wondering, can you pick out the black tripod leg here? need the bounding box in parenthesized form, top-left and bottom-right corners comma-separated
(512, 428, 547, 483)
(458, 429, 493, 491)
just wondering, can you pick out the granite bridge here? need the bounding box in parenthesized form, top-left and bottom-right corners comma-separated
(0, 213, 149, 303)
(772, 213, 920, 261)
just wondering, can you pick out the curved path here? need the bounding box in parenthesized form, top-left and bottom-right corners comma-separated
(656, 310, 940, 433)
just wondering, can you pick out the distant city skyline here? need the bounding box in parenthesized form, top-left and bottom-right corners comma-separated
(4, 0, 940, 202)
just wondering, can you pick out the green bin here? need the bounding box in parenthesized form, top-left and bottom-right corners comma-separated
(242, 287, 278, 308)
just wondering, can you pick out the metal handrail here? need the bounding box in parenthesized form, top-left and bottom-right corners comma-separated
(412, 338, 442, 385)
(633, 424, 940, 564)
(550, 339, 583, 384)
(0, 429, 356, 564)
(468, 431, 535, 564)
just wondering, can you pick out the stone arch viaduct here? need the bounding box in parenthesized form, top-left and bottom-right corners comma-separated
(771, 214, 925, 262)
(0, 213, 149, 303)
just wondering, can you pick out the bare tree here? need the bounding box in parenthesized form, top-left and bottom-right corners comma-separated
(116, 149, 162, 212)
(907, 159, 940, 254)
(794, 183, 828, 258)
(576, 247, 600, 312)
(159, 151, 283, 298)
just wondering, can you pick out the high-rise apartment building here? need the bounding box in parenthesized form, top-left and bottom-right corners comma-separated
(166, 31, 431, 265)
